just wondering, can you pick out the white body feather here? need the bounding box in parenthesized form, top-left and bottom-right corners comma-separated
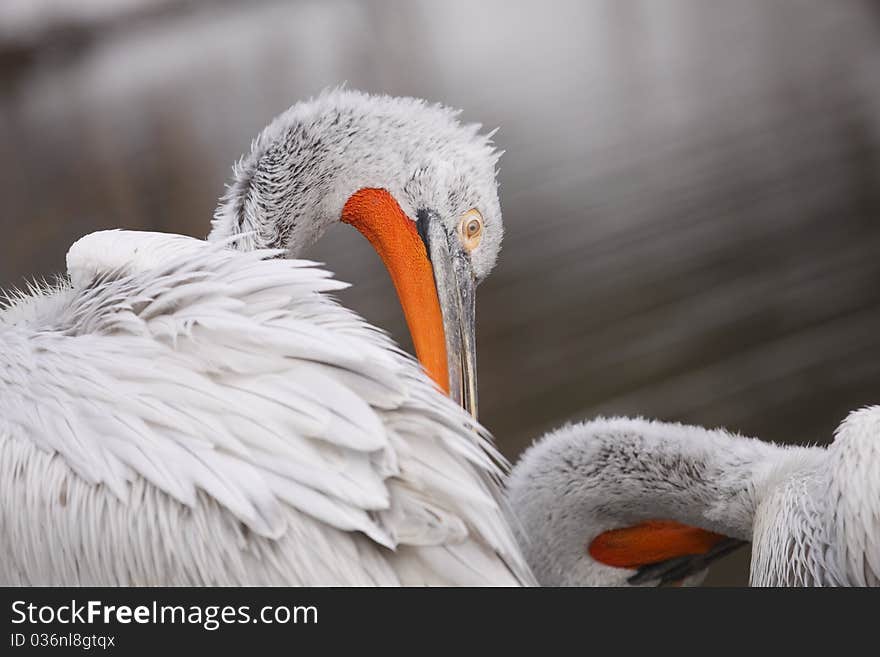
(0, 230, 532, 586)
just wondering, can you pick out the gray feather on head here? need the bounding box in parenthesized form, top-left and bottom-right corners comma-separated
(211, 88, 503, 281)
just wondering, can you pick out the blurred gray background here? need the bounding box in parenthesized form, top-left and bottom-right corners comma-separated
(2, 0, 879, 585)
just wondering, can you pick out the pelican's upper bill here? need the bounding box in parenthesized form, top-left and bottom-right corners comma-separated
(209, 88, 505, 415)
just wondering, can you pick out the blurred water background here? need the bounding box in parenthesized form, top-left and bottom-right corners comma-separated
(2, 0, 879, 585)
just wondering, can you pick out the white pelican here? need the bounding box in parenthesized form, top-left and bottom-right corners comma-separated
(508, 408, 880, 586)
(0, 90, 533, 585)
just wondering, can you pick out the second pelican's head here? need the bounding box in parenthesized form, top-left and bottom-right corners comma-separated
(211, 89, 503, 416)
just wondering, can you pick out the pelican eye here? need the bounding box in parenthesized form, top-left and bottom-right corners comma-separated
(458, 209, 484, 252)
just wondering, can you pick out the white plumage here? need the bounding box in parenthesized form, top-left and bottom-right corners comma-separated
(0, 89, 536, 585)
(508, 410, 880, 586)
(14, 87, 872, 588)
(0, 230, 531, 585)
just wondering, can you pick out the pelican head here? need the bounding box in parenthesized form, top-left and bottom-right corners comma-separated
(508, 413, 880, 586)
(211, 89, 503, 416)
(506, 418, 759, 586)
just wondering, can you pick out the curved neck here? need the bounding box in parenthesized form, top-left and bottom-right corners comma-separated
(507, 417, 811, 583)
(209, 99, 417, 256)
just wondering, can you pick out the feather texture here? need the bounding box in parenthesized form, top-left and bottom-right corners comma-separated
(0, 230, 533, 586)
(509, 413, 880, 586)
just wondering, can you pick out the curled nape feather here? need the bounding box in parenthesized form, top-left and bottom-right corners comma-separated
(0, 230, 532, 586)
(507, 413, 880, 587)
(209, 88, 505, 281)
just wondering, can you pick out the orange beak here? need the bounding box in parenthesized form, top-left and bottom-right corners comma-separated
(588, 520, 729, 569)
(341, 188, 451, 395)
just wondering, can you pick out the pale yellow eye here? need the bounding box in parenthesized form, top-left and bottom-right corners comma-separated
(458, 209, 483, 252)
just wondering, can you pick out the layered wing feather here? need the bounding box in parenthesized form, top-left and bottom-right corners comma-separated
(0, 231, 532, 585)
